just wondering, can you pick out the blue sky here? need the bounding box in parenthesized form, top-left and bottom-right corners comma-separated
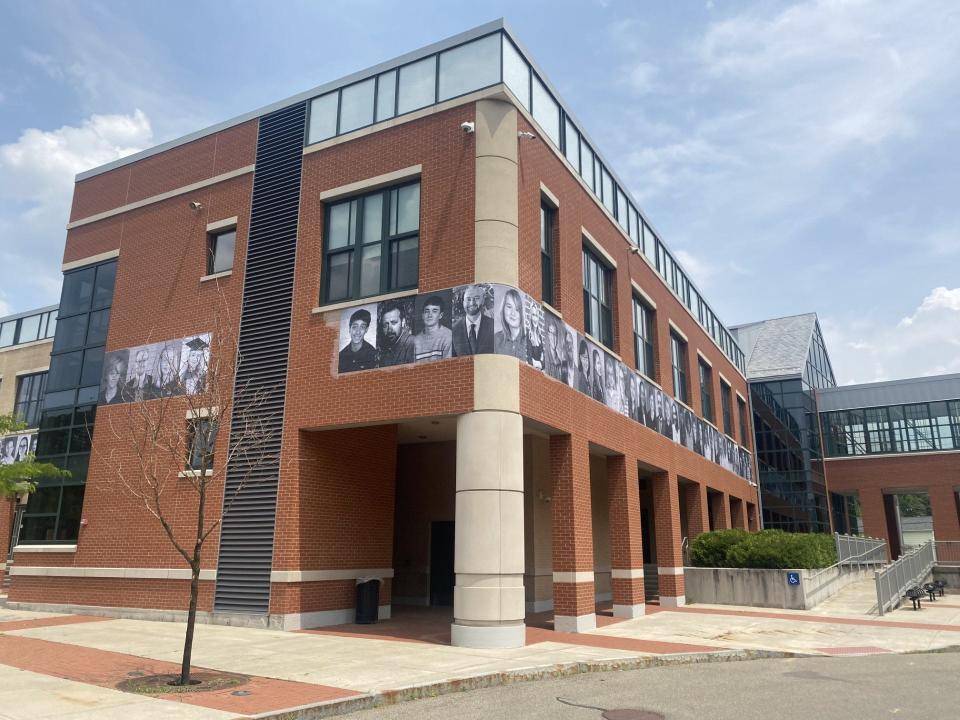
(1, 0, 958, 384)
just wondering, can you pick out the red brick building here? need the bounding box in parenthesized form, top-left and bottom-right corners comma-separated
(7, 21, 758, 648)
(818, 375, 960, 560)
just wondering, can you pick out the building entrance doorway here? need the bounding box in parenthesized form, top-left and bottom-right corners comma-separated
(429, 520, 455, 606)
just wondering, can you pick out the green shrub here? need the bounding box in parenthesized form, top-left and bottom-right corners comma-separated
(689, 528, 750, 567)
(690, 529, 836, 569)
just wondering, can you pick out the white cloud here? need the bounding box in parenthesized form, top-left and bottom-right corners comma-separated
(628, 62, 659, 94)
(0, 111, 152, 312)
(823, 287, 960, 383)
(22, 48, 64, 80)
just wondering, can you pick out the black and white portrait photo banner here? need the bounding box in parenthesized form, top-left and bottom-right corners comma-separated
(100, 333, 211, 406)
(0, 431, 38, 466)
(335, 283, 753, 481)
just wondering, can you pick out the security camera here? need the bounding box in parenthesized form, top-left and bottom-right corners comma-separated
(460, 121, 475, 134)
(189, 201, 203, 210)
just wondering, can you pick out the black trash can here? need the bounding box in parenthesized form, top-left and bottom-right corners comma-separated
(355, 578, 381, 624)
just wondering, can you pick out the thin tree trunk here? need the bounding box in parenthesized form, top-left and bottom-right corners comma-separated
(180, 561, 200, 685)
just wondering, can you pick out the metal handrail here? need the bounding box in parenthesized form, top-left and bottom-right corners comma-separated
(806, 534, 887, 590)
(875, 540, 936, 616)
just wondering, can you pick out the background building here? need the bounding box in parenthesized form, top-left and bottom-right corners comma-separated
(819, 374, 960, 559)
(0, 304, 57, 586)
(7, 21, 758, 647)
(731, 313, 839, 533)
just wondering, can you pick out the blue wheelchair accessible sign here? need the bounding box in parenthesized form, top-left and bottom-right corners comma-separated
(786, 572, 801, 585)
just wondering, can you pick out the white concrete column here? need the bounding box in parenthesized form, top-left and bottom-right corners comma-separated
(452, 405, 526, 648)
(474, 98, 518, 286)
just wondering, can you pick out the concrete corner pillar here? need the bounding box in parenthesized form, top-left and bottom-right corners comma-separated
(652, 470, 686, 607)
(452, 352, 525, 649)
(474, 98, 518, 287)
(550, 434, 596, 631)
(608, 455, 645, 618)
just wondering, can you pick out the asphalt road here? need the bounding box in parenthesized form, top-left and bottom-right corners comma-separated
(355, 653, 960, 720)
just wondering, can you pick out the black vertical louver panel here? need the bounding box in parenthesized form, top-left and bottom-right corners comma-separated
(214, 102, 305, 614)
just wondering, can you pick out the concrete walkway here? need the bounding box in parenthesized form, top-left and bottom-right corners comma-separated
(0, 592, 957, 719)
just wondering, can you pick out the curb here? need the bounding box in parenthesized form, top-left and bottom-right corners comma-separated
(238, 648, 811, 719)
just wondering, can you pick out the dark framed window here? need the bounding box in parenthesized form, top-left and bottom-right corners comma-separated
(738, 396, 748, 445)
(721, 380, 733, 437)
(540, 200, 556, 306)
(207, 228, 236, 275)
(670, 331, 688, 403)
(582, 245, 613, 348)
(632, 294, 655, 379)
(699, 359, 713, 420)
(186, 417, 218, 472)
(14, 372, 47, 428)
(322, 181, 420, 304)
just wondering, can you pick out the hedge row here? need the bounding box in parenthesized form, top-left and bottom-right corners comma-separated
(689, 529, 837, 569)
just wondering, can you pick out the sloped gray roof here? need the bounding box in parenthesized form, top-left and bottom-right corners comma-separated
(730, 313, 818, 381)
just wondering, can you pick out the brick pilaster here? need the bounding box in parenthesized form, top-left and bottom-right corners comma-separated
(929, 485, 960, 544)
(684, 482, 710, 540)
(607, 454, 645, 617)
(652, 470, 685, 606)
(550, 434, 596, 631)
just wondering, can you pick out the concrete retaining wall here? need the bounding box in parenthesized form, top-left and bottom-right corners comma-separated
(684, 565, 875, 610)
(933, 565, 960, 589)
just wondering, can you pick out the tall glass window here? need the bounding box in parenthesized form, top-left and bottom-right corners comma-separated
(375, 70, 397, 122)
(699, 359, 713, 420)
(632, 295, 655, 380)
(738, 396, 748, 446)
(670, 332, 688, 404)
(721, 381, 733, 436)
(582, 245, 613, 348)
(15, 372, 48, 428)
(540, 201, 556, 306)
(323, 181, 420, 303)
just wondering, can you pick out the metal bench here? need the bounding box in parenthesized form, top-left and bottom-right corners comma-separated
(905, 586, 924, 610)
(933, 580, 946, 598)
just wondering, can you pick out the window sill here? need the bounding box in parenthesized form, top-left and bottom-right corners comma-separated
(542, 302, 562, 319)
(638, 371, 661, 391)
(313, 288, 419, 315)
(200, 270, 232, 283)
(583, 331, 621, 361)
(178, 469, 214, 478)
(14, 544, 77, 553)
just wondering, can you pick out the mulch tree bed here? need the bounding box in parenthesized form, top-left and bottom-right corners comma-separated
(117, 670, 250, 695)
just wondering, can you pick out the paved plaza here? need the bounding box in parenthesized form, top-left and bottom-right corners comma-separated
(0, 583, 958, 719)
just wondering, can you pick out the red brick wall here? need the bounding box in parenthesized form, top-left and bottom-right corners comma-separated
(69, 120, 257, 223)
(10, 576, 214, 611)
(12, 122, 256, 607)
(825, 453, 960, 545)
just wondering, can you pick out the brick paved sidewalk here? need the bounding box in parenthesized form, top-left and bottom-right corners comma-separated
(0, 596, 957, 720)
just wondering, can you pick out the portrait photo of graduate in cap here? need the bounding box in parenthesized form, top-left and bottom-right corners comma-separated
(181, 335, 211, 394)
